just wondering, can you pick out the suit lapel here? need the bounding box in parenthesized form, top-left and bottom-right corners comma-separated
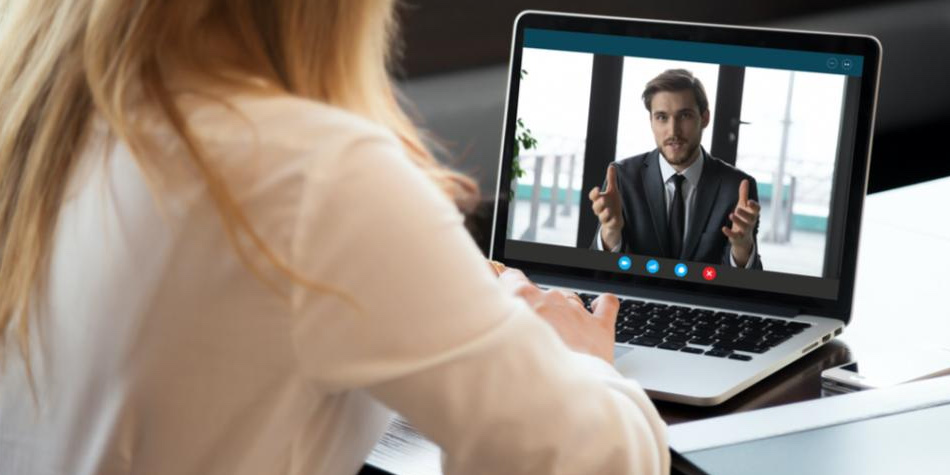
(642, 150, 670, 257)
(683, 156, 723, 260)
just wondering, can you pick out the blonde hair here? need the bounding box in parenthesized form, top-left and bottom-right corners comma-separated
(0, 0, 478, 385)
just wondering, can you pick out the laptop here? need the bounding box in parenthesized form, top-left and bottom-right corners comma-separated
(490, 11, 882, 406)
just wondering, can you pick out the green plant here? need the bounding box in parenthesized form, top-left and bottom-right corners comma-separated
(512, 69, 538, 195)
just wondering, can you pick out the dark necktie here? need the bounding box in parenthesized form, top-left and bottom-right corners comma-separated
(669, 174, 686, 259)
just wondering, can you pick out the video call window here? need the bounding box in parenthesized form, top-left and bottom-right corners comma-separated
(508, 45, 851, 280)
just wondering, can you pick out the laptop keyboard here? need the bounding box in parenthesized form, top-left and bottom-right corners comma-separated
(577, 293, 812, 362)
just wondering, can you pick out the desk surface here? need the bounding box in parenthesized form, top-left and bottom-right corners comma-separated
(363, 177, 950, 473)
(658, 176, 950, 423)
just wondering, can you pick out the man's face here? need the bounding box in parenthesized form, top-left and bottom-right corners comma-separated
(649, 90, 710, 168)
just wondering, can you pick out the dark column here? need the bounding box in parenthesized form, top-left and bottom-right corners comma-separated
(710, 65, 746, 166)
(576, 55, 624, 248)
(823, 77, 862, 278)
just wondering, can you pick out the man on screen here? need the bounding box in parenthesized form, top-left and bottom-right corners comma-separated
(589, 69, 763, 269)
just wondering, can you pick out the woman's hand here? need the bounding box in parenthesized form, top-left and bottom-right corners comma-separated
(497, 267, 619, 364)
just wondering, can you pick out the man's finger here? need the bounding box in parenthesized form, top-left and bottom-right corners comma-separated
(592, 199, 605, 215)
(734, 207, 757, 223)
(722, 226, 742, 240)
(736, 204, 759, 218)
(591, 293, 620, 326)
(602, 164, 618, 195)
(730, 212, 752, 229)
(738, 179, 750, 206)
(589, 186, 602, 202)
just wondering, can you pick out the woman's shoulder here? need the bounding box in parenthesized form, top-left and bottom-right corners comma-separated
(182, 91, 400, 160)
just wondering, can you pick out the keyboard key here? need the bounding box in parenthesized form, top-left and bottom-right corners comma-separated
(689, 329, 716, 339)
(629, 337, 662, 347)
(615, 329, 640, 341)
(641, 330, 667, 339)
(689, 337, 717, 346)
(658, 341, 686, 351)
(787, 321, 812, 334)
(664, 333, 689, 343)
(680, 346, 705, 354)
(715, 329, 741, 339)
(729, 354, 753, 361)
(628, 318, 649, 328)
(704, 348, 732, 358)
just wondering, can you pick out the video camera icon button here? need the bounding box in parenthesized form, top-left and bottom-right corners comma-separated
(617, 255, 632, 271)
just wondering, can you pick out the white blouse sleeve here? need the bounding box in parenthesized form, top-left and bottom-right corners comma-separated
(289, 132, 669, 475)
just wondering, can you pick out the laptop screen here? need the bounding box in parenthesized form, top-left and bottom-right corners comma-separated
(492, 13, 881, 317)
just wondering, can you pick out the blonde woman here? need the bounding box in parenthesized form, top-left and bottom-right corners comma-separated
(0, 1, 668, 474)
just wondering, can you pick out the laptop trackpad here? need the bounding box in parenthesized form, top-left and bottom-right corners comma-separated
(614, 344, 635, 361)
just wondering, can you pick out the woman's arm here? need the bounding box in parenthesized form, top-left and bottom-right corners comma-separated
(289, 132, 669, 474)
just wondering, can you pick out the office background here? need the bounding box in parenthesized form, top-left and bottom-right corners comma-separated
(393, 0, 950, 253)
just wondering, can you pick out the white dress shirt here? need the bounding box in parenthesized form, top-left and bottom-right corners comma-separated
(0, 93, 669, 475)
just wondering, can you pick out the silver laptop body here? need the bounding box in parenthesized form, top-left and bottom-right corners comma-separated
(490, 11, 882, 406)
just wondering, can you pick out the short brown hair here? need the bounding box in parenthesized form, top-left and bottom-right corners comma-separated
(642, 69, 709, 114)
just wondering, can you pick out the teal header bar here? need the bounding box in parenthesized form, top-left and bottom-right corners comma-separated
(524, 28, 864, 77)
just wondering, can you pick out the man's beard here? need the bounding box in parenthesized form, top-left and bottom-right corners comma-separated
(660, 140, 701, 167)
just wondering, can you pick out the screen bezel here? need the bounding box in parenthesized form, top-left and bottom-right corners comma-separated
(489, 11, 882, 323)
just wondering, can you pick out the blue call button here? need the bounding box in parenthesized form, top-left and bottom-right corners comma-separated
(646, 259, 660, 274)
(617, 255, 632, 271)
(674, 263, 688, 277)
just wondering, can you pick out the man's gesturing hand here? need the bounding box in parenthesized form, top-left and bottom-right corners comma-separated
(721, 179, 761, 267)
(589, 164, 624, 251)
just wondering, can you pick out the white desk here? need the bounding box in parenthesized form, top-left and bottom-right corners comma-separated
(667, 177, 950, 472)
(845, 176, 950, 354)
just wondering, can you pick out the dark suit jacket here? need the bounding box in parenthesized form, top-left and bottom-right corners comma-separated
(591, 149, 763, 269)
